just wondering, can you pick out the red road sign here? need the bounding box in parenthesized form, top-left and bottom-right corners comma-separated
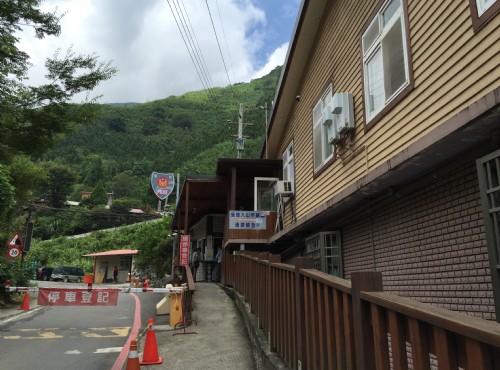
(7, 232, 24, 247)
(7, 246, 21, 259)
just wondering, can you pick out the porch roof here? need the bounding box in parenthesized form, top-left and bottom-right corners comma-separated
(171, 159, 282, 232)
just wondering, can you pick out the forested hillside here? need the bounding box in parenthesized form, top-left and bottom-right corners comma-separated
(45, 66, 281, 202)
(6, 66, 282, 240)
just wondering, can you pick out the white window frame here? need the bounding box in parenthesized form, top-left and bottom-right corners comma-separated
(313, 85, 334, 171)
(362, 0, 410, 123)
(254, 177, 279, 211)
(282, 141, 295, 192)
(305, 231, 343, 277)
(477, 0, 497, 15)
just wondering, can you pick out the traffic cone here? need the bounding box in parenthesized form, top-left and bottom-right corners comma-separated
(126, 273, 131, 283)
(18, 292, 30, 311)
(140, 319, 163, 365)
(126, 339, 140, 370)
(143, 277, 149, 288)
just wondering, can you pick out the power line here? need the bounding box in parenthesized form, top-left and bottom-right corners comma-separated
(205, 0, 235, 99)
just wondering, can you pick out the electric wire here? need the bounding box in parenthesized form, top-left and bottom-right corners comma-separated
(205, 0, 235, 99)
(215, 0, 237, 91)
(165, 0, 228, 127)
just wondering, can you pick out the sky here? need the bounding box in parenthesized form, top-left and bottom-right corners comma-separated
(18, 0, 301, 104)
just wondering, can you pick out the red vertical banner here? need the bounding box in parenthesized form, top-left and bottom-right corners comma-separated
(179, 235, 191, 266)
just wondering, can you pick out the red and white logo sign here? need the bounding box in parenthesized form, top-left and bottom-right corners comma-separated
(179, 235, 191, 266)
(7, 246, 21, 259)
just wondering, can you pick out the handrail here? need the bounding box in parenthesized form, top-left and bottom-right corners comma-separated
(225, 253, 500, 370)
(362, 291, 500, 347)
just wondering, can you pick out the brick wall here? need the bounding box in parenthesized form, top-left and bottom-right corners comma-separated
(342, 162, 496, 320)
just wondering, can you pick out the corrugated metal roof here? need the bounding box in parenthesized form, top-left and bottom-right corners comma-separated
(82, 249, 139, 257)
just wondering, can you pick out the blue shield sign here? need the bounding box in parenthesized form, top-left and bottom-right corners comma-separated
(151, 172, 175, 200)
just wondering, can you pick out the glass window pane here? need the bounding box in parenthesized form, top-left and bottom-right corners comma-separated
(477, 0, 497, 16)
(363, 18, 380, 54)
(313, 124, 322, 170)
(256, 180, 275, 211)
(383, 19, 406, 99)
(323, 124, 333, 159)
(367, 49, 384, 115)
(313, 101, 322, 123)
(383, 0, 400, 26)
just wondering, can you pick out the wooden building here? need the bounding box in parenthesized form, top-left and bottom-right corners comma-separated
(172, 0, 500, 322)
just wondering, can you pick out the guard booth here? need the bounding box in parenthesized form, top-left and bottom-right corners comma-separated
(83, 249, 138, 283)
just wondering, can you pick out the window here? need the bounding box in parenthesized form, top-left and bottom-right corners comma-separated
(470, 0, 500, 31)
(313, 85, 334, 171)
(305, 232, 342, 277)
(477, 149, 500, 317)
(254, 177, 278, 211)
(283, 141, 295, 191)
(362, 0, 411, 123)
(477, 0, 497, 15)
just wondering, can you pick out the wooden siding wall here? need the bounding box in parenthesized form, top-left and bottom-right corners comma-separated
(343, 161, 496, 320)
(278, 0, 500, 223)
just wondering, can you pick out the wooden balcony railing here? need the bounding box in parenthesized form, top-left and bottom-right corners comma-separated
(223, 251, 500, 370)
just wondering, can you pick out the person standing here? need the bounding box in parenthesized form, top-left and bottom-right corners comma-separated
(215, 247, 222, 283)
(113, 265, 119, 283)
(192, 247, 201, 282)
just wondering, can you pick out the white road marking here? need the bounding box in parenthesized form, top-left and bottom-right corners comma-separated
(65, 350, 81, 354)
(94, 347, 123, 353)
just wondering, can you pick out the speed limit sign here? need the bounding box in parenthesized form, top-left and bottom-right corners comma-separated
(7, 246, 21, 259)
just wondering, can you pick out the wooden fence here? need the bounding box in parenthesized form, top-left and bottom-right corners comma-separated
(223, 251, 500, 370)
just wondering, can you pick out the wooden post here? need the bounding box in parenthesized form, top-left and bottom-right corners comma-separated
(295, 257, 314, 370)
(351, 271, 383, 370)
(268, 254, 281, 352)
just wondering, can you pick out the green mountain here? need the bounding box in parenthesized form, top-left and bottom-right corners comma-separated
(44, 67, 281, 188)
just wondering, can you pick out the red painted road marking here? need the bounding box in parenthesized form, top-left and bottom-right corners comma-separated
(111, 293, 141, 370)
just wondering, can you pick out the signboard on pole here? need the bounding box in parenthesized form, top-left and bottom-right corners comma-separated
(151, 172, 175, 200)
(7, 246, 21, 259)
(179, 235, 191, 266)
(7, 232, 24, 247)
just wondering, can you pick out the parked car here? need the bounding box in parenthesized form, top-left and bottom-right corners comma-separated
(51, 266, 85, 283)
(36, 266, 54, 281)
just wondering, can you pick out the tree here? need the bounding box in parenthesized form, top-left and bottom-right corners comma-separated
(0, 165, 15, 222)
(85, 181, 108, 208)
(0, 1, 117, 161)
(40, 162, 76, 208)
(84, 155, 105, 186)
(7, 156, 47, 205)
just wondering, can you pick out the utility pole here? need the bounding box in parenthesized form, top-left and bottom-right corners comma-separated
(260, 102, 268, 159)
(231, 103, 252, 158)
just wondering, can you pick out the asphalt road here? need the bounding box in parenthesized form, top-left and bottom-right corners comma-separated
(0, 281, 161, 370)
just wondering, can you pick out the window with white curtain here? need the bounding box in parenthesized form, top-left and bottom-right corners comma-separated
(476, 0, 497, 15)
(362, 0, 410, 123)
(312, 85, 334, 171)
(282, 141, 294, 191)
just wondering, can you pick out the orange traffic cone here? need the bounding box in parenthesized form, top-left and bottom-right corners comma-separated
(140, 319, 163, 365)
(126, 340, 140, 370)
(143, 277, 149, 288)
(126, 273, 131, 283)
(18, 292, 30, 311)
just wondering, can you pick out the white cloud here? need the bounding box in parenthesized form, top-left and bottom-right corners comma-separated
(16, 0, 292, 103)
(252, 42, 289, 79)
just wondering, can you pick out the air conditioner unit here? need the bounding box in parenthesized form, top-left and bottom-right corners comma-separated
(331, 92, 354, 135)
(273, 180, 294, 197)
